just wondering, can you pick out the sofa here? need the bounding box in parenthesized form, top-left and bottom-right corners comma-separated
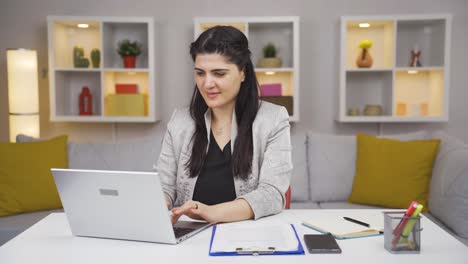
(1, 130, 467, 247)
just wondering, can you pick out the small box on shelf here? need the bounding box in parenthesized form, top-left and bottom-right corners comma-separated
(260, 83, 282, 96)
(115, 84, 138, 94)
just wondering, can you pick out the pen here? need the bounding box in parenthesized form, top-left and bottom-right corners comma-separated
(343, 217, 370, 227)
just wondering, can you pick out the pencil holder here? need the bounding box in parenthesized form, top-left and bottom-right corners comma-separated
(383, 211, 422, 254)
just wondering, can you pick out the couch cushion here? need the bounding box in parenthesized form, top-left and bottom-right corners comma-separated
(69, 137, 162, 172)
(306, 131, 428, 202)
(0, 209, 63, 246)
(0, 136, 68, 216)
(290, 132, 309, 201)
(16, 134, 163, 172)
(348, 133, 440, 210)
(428, 131, 468, 239)
(290, 202, 320, 209)
(318, 201, 384, 210)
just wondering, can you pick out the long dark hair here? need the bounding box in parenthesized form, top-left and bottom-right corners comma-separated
(187, 25, 260, 180)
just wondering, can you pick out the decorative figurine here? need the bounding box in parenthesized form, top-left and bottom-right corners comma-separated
(91, 48, 100, 68)
(356, 39, 373, 68)
(79, 86, 93, 115)
(410, 44, 422, 67)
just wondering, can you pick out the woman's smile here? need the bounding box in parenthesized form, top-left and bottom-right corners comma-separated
(206, 91, 220, 99)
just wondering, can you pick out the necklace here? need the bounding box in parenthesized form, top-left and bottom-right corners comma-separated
(212, 122, 230, 136)
(214, 127, 225, 136)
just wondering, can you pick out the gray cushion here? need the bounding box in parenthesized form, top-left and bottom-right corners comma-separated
(290, 202, 320, 209)
(318, 202, 383, 209)
(69, 137, 163, 172)
(428, 131, 468, 239)
(306, 131, 429, 202)
(307, 132, 356, 202)
(290, 132, 309, 201)
(16, 134, 163, 172)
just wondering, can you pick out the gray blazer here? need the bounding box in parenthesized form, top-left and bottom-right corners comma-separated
(155, 101, 292, 219)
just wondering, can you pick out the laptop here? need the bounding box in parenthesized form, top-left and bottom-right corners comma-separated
(51, 168, 212, 244)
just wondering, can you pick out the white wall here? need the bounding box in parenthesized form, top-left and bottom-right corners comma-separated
(1, 0, 467, 143)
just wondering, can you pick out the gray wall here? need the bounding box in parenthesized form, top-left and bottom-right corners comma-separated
(1, 0, 467, 143)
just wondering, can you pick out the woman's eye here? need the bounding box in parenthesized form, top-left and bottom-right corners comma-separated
(214, 72, 225, 77)
(195, 71, 204, 76)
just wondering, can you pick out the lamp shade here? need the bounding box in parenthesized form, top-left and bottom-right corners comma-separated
(7, 49, 40, 142)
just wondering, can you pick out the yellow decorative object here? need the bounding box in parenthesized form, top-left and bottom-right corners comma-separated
(106, 94, 146, 116)
(420, 102, 429, 116)
(356, 39, 373, 68)
(0, 136, 68, 216)
(358, 39, 373, 49)
(396, 102, 407, 116)
(348, 133, 440, 211)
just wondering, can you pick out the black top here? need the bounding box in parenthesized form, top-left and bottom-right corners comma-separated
(192, 131, 237, 205)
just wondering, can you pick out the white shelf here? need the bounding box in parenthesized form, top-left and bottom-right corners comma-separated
(255, 67, 294, 72)
(194, 16, 300, 122)
(339, 116, 448, 123)
(103, 68, 149, 72)
(395, 66, 444, 71)
(339, 14, 451, 122)
(52, 115, 157, 123)
(47, 16, 158, 122)
(346, 68, 393, 72)
(55, 68, 101, 72)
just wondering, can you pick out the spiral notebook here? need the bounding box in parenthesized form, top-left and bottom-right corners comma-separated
(209, 223, 304, 256)
(302, 211, 384, 240)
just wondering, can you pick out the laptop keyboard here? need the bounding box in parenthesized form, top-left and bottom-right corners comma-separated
(173, 227, 195, 238)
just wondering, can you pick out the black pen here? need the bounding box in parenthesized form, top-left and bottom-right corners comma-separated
(343, 217, 370, 227)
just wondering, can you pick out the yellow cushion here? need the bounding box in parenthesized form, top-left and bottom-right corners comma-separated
(0, 135, 68, 216)
(348, 133, 440, 211)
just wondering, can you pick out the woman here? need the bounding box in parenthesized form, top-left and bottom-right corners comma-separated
(156, 26, 292, 224)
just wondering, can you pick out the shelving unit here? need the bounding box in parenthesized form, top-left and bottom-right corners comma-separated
(47, 16, 157, 122)
(194, 17, 300, 122)
(339, 14, 451, 122)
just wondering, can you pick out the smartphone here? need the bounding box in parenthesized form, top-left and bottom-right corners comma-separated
(303, 233, 342, 254)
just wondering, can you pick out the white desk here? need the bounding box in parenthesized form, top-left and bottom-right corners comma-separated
(0, 210, 466, 264)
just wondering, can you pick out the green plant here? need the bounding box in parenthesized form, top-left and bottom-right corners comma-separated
(117, 39, 142, 57)
(263, 43, 277, 58)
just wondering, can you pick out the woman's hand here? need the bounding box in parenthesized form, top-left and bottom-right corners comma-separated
(170, 200, 220, 224)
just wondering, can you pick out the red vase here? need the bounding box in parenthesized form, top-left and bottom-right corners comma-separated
(123, 56, 136, 68)
(79, 86, 93, 115)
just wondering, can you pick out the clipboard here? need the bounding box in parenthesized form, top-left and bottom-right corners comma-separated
(208, 224, 304, 256)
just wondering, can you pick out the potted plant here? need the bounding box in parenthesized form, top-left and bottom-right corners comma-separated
(257, 42, 282, 68)
(117, 39, 142, 68)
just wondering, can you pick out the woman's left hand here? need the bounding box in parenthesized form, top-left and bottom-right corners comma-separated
(171, 200, 220, 224)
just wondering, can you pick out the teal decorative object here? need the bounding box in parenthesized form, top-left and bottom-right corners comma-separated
(91, 48, 100, 68)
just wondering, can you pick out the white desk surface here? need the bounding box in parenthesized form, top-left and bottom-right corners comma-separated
(0, 209, 467, 264)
